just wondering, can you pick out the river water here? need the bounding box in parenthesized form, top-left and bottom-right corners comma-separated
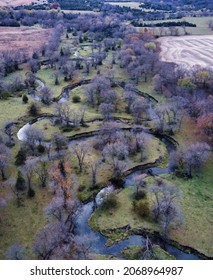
(16, 82, 202, 260)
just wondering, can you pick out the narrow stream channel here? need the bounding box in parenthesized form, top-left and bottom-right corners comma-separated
(16, 117, 201, 259)
(15, 78, 203, 260)
(73, 134, 200, 260)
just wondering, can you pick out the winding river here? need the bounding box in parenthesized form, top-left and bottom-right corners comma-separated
(72, 134, 200, 260)
(16, 117, 202, 260)
(15, 77, 204, 260)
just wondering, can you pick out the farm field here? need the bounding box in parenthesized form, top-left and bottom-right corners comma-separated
(137, 16, 213, 36)
(158, 35, 213, 68)
(0, 0, 32, 6)
(106, 2, 141, 9)
(0, 27, 52, 56)
(61, 10, 100, 14)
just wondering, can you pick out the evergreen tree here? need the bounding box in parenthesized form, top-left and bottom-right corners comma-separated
(15, 148, 27, 166)
(15, 171, 26, 191)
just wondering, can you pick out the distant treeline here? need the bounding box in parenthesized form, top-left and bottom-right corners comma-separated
(132, 20, 197, 28)
(50, 0, 103, 10)
(141, 0, 213, 11)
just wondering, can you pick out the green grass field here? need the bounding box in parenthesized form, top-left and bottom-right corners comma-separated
(0, 187, 52, 259)
(139, 16, 213, 36)
(89, 155, 213, 257)
(162, 156, 213, 257)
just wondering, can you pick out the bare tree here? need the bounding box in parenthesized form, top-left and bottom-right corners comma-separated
(79, 105, 87, 125)
(169, 142, 211, 178)
(102, 142, 129, 162)
(99, 102, 115, 122)
(3, 121, 14, 146)
(55, 104, 80, 128)
(6, 243, 27, 260)
(0, 143, 11, 180)
(96, 122, 121, 149)
(52, 133, 68, 155)
(28, 58, 40, 73)
(21, 158, 36, 197)
(90, 160, 100, 188)
(40, 86, 53, 105)
(25, 72, 36, 89)
(135, 132, 147, 161)
(52, 70, 61, 85)
(150, 180, 182, 237)
(124, 90, 137, 113)
(35, 159, 49, 188)
(32, 222, 72, 260)
(130, 99, 149, 124)
(71, 143, 90, 173)
(25, 127, 44, 156)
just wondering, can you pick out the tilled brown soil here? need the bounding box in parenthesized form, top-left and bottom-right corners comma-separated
(158, 35, 213, 69)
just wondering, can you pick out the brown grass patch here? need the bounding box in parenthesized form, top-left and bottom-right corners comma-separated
(0, 26, 52, 56)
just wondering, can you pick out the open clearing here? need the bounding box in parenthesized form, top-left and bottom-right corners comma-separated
(0, 27, 52, 56)
(158, 35, 213, 68)
(106, 2, 141, 9)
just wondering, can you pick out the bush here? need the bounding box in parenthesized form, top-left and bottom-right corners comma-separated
(15, 148, 27, 166)
(134, 189, 147, 200)
(102, 193, 118, 210)
(0, 90, 10, 100)
(28, 187, 35, 198)
(72, 95, 81, 103)
(22, 94, 28, 104)
(15, 171, 26, 191)
(133, 199, 150, 217)
(78, 185, 86, 192)
(37, 144, 45, 154)
(28, 103, 40, 116)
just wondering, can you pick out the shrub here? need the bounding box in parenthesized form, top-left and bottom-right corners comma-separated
(134, 189, 147, 200)
(22, 94, 28, 104)
(37, 144, 45, 154)
(102, 193, 118, 210)
(72, 95, 81, 103)
(0, 90, 10, 100)
(133, 199, 150, 217)
(15, 148, 27, 166)
(28, 102, 40, 116)
(15, 171, 26, 191)
(28, 187, 35, 198)
(78, 185, 86, 192)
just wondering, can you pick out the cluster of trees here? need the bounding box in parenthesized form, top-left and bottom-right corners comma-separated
(54, 0, 102, 11)
(140, 1, 176, 11)
(0, 75, 25, 99)
(54, 103, 86, 129)
(150, 180, 183, 237)
(169, 142, 211, 178)
(153, 65, 213, 141)
(0, 7, 66, 28)
(141, 0, 213, 11)
(132, 20, 196, 28)
(118, 30, 158, 86)
(0, 51, 25, 78)
(95, 123, 148, 178)
(84, 77, 117, 121)
(5, 158, 95, 259)
(131, 176, 183, 238)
